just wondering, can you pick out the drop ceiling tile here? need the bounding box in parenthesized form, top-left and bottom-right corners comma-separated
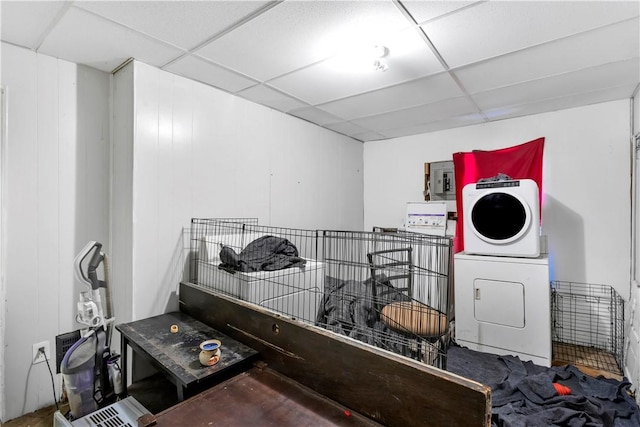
(164, 55, 256, 93)
(1, 1, 68, 49)
(471, 58, 639, 110)
(352, 130, 387, 142)
(288, 106, 342, 127)
(195, 0, 412, 81)
(423, 1, 640, 68)
(318, 72, 465, 120)
(401, 0, 480, 25)
(378, 114, 485, 138)
(237, 84, 308, 112)
(455, 18, 640, 94)
(352, 97, 479, 132)
(268, 27, 444, 105)
(3, 0, 637, 143)
(38, 6, 183, 72)
(483, 84, 640, 122)
(324, 121, 369, 136)
(75, 1, 274, 51)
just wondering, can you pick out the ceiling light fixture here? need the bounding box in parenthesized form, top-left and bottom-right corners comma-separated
(328, 44, 390, 73)
(372, 45, 389, 72)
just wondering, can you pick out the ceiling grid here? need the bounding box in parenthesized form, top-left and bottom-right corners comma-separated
(1, 0, 637, 142)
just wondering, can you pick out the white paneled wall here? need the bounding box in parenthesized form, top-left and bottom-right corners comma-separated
(628, 283, 640, 400)
(114, 61, 363, 322)
(629, 94, 640, 400)
(1, 43, 110, 421)
(111, 62, 135, 338)
(365, 98, 639, 393)
(364, 100, 631, 299)
(0, 80, 6, 423)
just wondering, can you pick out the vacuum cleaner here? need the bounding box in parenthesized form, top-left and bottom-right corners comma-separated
(60, 241, 121, 419)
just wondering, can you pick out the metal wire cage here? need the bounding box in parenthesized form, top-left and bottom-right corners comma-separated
(189, 218, 322, 324)
(320, 230, 453, 369)
(551, 281, 625, 376)
(188, 218, 454, 369)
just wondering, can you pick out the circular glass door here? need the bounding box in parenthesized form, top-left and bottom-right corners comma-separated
(470, 192, 530, 243)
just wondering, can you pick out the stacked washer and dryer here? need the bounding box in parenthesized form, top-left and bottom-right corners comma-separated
(454, 179, 552, 367)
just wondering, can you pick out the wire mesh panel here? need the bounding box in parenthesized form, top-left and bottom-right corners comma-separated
(551, 281, 624, 375)
(190, 218, 323, 324)
(318, 230, 453, 369)
(189, 218, 258, 282)
(189, 219, 454, 369)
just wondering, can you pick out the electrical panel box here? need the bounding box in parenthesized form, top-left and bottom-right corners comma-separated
(429, 161, 455, 201)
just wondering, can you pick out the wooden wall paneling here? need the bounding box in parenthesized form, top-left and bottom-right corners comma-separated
(57, 59, 79, 338)
(111, 62, 135, 329)
(78, 65, 111, 251)
(167, 71, 193, 260)
(2, 46, 110, 420)
(190, 80, 227, 217)
(4, 45, 40, 415)
(194, 83, 239, 217)
(157, 69, 181, 312)
(35, 54, 60, 407)
(133, 63, 160, 321)
(233, 101, 271, 221)
(268, 114, 303, 227)
(334, 134, 364, 229)
(0, 79, 5, 425)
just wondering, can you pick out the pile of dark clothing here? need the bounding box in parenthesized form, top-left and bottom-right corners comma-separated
(219, 235, 306, 273)
(315, 275, 410, 353)
(447, 344, 640, 426)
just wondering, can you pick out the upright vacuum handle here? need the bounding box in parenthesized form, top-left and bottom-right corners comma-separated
(74, 241, 104, 290)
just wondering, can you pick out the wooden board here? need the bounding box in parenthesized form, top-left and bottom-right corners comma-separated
(155, 364, 382, 426)
(179, 282, 491, 427)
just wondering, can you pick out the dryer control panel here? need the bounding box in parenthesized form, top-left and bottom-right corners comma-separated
(476, 180, 521, 189)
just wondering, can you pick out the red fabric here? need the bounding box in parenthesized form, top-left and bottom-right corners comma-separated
(453, 137, 545, 253)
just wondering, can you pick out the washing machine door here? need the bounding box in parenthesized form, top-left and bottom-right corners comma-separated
(469, 190, 532, 244)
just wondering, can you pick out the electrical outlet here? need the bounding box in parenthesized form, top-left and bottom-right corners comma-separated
(32, 341, 50, 365)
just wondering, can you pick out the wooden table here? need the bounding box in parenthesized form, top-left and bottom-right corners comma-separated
(155, 365, 381, 426)
(116, 311, 258, 401)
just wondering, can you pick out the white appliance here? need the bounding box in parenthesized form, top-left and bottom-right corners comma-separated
(197, 260, 324, 322)
(462, 179, 540, 258)
(405, 201, 448, 236)
(53, 396, 149, 427)
(454, 252, 551, 366)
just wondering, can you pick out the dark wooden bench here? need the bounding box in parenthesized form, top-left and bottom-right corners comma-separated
(175, 282, 491, 427)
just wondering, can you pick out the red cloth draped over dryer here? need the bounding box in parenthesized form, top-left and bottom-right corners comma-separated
(452, 137, 545, 253)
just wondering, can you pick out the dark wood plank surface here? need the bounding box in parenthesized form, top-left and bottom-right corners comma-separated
(179, 282, 491, 427)
(116, 311, 258, 388)
(155, 364, 381, 427)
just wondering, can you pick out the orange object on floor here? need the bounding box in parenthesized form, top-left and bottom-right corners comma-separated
(553, 383, 571, 395)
